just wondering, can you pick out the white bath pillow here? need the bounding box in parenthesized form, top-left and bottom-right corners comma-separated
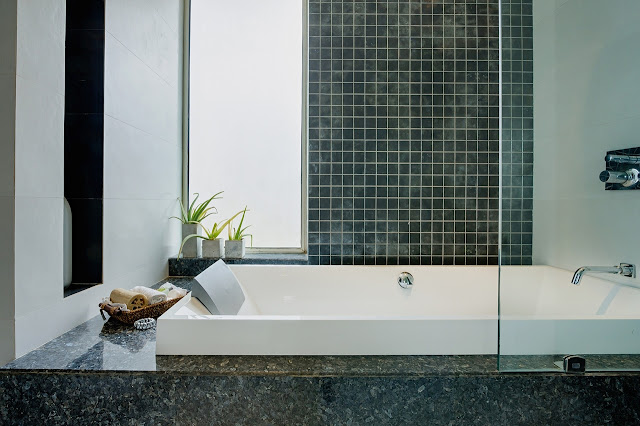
(192, 259, 260, 315)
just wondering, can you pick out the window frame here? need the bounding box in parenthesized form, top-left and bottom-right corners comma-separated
(182, 0, 309, 254)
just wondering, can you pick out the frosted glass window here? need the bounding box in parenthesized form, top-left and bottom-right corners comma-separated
(189, 0, 304, 249)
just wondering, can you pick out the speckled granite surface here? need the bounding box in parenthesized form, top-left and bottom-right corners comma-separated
(168, 254, 308, 276)
(2, 373, 640, 425)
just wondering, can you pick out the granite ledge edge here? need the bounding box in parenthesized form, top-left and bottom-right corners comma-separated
(4, 368, 640, 379)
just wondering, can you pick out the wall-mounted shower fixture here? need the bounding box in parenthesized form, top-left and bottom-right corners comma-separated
(571, 263, 636, 285)
(601, 148, 640, 190)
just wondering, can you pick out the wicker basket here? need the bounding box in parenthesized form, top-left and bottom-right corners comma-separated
(99, 295, 187, 325)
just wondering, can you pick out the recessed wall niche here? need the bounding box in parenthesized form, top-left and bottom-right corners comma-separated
(63, 0, 105, 296)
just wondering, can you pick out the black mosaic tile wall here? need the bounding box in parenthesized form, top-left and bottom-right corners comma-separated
(308, 0, 501, 265)
(500, 0, 533, 265)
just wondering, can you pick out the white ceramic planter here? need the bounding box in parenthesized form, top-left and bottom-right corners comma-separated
(225, 239, 245, 259)
(181, 223, 201, 258)
(202, 238, 224, 258)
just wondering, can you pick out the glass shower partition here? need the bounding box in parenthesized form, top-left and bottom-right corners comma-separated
(498, 0, 640, 372)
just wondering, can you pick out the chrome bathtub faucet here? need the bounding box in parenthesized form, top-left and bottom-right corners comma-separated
(571, 263, 636, 285)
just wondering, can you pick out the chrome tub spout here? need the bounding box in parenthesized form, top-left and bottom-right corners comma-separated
(571, 263, 635, 285)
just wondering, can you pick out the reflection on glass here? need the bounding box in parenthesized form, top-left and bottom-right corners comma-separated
(498, 0, 640, 372)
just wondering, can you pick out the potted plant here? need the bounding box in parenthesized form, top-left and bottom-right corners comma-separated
(177, 210, 245, 259)
(171, 192, 222, 258)
(225, 207, 251, 259)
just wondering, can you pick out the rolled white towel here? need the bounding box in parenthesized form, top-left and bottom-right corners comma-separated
(168, 288, 187, 299)
(130, 286, 167, 305)
(157, 282, 188, 299)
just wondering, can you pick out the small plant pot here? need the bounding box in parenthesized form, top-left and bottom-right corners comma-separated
(225, 239, 245, 259)
(202, 238, 224, 258)
(181, 223, 201, 258)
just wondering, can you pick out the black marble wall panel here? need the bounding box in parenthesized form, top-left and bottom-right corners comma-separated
(2, 372, 640, 425)
(500, 0, 533, 265)
(64, 30, 105, 114)
(66, 0, 106, 30)
(64, 0, 105, 284)
(308, 0, 501, 265)
(66, 199, 103, 283)
(63, 114, 104, 199)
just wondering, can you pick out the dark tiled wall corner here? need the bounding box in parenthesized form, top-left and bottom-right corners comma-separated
(308, 0, 501, 265)
(500, 0, 533, 265)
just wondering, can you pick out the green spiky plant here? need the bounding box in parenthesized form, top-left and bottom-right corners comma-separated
(171, 192, 223, 224)
(228, 206, 252, 244)
(177, 209, 245, 258)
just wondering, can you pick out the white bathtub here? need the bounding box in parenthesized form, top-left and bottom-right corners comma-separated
(157, 264, 640, 356)
(500, 266, 640, 355)
(157, 265, 499, 355)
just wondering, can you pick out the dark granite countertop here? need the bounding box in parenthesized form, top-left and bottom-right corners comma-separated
(2, 310, 498, 376)
(4, 277, 640, 378)
(168, 253, 308, 276)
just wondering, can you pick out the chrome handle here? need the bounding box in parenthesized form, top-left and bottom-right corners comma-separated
(599, 169, 640, 187)
(600, 170, 631, 184)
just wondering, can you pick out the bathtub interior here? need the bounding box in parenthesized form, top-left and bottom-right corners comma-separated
(156, 265, 499, 356)
(500, 266, 640, 318)
(227, 265, 498, 317)
(170, 265, 500, 319)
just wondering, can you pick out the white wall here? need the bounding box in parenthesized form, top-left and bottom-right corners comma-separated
(532, 0, 640, 285)
(103, 0, 183, 287)
(2, 0, 184, 363)
(0, 0, 17, 366)
(13, 0, 66, 358)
